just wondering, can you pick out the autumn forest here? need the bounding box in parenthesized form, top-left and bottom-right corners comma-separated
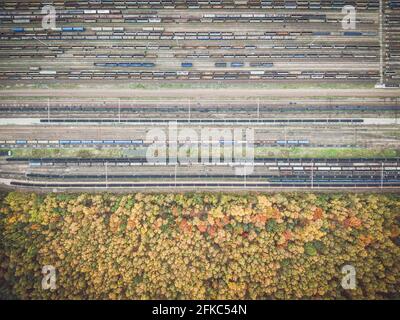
(0, 192, 399, 299)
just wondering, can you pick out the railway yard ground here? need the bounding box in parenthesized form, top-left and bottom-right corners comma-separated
(0, 0, 399, 192)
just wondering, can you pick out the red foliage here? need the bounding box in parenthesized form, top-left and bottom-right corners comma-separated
(208, 226, 217, 237)
(172, 207, 179, 217)
(283, 230, 293, 241)
(344, 216, 362, 229)
(197, 221, 208, 233)
(179, 219, 192, 233)
(252, 213, 268, 225)
(313, 207, 324, 220)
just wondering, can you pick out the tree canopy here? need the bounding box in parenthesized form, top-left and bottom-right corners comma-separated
(0, 192, 399, 299)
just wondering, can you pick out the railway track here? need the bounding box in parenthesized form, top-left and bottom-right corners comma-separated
(5, 179, 400, 189)
(24, 173, 400, 180)
(3, 157, 398, 171)
(3, 156, 400, 189)
(1, 104, 399, 113)
(1, 0, 398, 86)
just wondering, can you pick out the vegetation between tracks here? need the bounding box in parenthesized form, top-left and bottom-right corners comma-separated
(10, 148, 125, 158)
(9, 147, 400, 159)
(0, 192, 399, 299)
(255, 147, 400, 159)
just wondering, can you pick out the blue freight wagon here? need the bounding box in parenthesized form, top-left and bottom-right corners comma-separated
(12, 27, 24, 32)
(181, 62, 193, 68)
(131, 140, 143, 144)
(219, 140, 235, 145)
(231, 62, 244, 67)
(313, 31, 331, 36)
(62, 27, 85, 32)
(95, 62, 155, 68)
(250, 62, 274, 67)
(344, 31, 363, 36)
